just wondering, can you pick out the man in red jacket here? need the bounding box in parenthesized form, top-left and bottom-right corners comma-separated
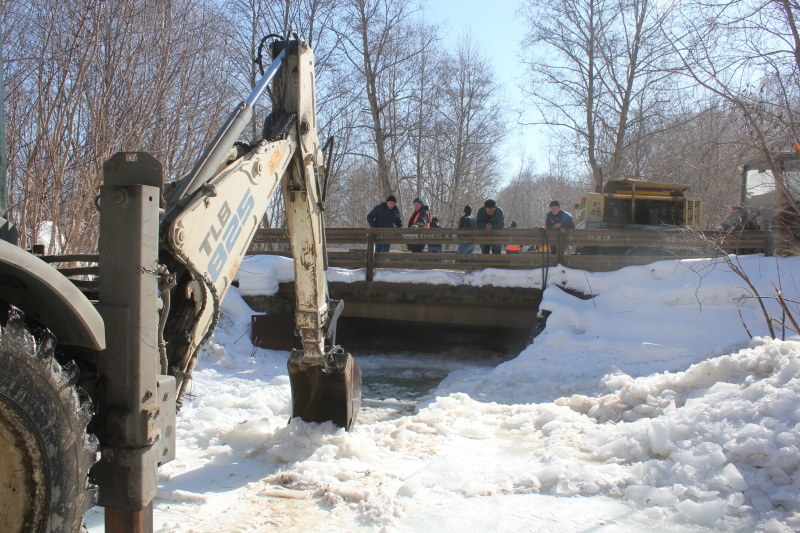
(407, 197, 430, 253)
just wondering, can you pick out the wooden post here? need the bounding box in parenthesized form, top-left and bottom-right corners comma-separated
(557, 231, 566, 265)
(765, 232, 776, 257)
(366, 233, 375, 282)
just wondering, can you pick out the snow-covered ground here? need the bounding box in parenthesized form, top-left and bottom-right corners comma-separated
(86, 254, 800, 532)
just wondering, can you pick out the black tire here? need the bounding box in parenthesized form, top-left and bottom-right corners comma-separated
(0, 305, 97, 532)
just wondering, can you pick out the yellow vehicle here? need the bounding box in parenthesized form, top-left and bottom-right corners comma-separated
(576, 179, 703, 230)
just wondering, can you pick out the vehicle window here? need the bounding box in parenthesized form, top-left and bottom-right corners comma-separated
(745, 169, 775, 198)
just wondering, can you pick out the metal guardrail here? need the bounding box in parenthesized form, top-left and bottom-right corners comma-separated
(248, 228, 775, 279)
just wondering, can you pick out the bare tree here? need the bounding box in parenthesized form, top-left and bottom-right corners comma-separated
(3, 0, 103, 251)
(224, 0, 348, 230)
(424, 33, 506, 227)
(3, 0, 236, 253)
(520, 0, 610, 192)
(600, 0, 678, 182)
(334, 0, 435, 198)
(640, 101, 746, 227)
(668, 0, 800, 210)
(497, 159, 588, 228)
(519, 0, 680, 192)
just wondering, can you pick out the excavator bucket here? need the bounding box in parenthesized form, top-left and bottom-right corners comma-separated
(287, 349, 361, 430)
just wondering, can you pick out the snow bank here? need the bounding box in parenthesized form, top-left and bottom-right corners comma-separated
(84, 254, 800, 532)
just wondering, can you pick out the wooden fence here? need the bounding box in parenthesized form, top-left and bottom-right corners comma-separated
(247, 228, 774, 280)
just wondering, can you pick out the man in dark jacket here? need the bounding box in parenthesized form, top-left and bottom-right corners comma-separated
(545, 200, 575, 231)
(476, 199, 505, 254)
(407, 197, 430, 253)
(457, 205, 477, 254)
(545, 200, 574, 255)
(428, 217, 443, 253)
(367, 195, 402, 252)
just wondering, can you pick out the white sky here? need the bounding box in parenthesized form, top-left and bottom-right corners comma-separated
(85, 254, 800, 532)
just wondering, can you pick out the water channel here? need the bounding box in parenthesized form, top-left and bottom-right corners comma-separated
(344, 321, 524, 423)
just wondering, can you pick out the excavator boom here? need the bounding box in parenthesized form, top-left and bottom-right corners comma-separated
(159, 37, 361, 429)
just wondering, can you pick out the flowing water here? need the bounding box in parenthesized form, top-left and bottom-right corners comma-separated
(353, 347, 517, 423)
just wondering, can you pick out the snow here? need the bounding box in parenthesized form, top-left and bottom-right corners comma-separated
(86, 254, 800, 532)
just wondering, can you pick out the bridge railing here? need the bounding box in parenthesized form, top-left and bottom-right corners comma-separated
(248, 228, 774, 279)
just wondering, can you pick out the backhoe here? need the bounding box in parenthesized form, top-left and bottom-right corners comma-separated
(0, 36, 360, 532)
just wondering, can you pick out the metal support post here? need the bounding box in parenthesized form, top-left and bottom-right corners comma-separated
(105, 502, 154, 533)
(94, 153, 175, 532)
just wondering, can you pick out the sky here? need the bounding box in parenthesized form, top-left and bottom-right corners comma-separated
(422, 1, 547, 176)
(85, 253, 800, 532)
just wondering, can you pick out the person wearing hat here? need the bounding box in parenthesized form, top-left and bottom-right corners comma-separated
(545, 200, 574, 256)
(546, 200, 575, 232)
(457, 205, 477, 254)
(476, 199, 505, 254)
(407, 197, 431, 253)
(505, 221, 521, 254)
(367, 194, 402, 252)
(427, 217, 444, 253)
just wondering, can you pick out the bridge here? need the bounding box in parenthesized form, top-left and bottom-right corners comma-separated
(244, 228, 772, 353)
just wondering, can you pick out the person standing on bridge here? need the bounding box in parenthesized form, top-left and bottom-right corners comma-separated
(545, 200, 574, 255)
(476, 199, 505, 254)
(367, 195, 402, 252)
(506, 220, 521, 254)
(407, 197, 430, 253)
(545, 200, 575, 231)
(427, 217, 444, 253)
(457, 205, 477, 254)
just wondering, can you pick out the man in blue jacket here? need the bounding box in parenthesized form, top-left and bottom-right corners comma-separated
(476, 199, 505, 254)
(367, 195, 402, 252)
(545, 200, 575, 231)
(545, 200, 574, 255)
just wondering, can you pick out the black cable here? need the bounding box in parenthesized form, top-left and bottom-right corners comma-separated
(527, 227, 552, 345)
(539, 227, 549, 290)
(321, 136, 335, 203)
(255, 34, 286, 75)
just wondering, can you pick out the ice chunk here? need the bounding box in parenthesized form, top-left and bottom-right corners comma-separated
(648, 420, 671, 456)
(674, 498, 727, 526)
(625, 485, 679, 507)
(712, 463, 748, 491)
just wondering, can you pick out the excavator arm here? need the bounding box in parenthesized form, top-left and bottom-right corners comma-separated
(159, 37, 360, 429)
(0, 35, 359, 533)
